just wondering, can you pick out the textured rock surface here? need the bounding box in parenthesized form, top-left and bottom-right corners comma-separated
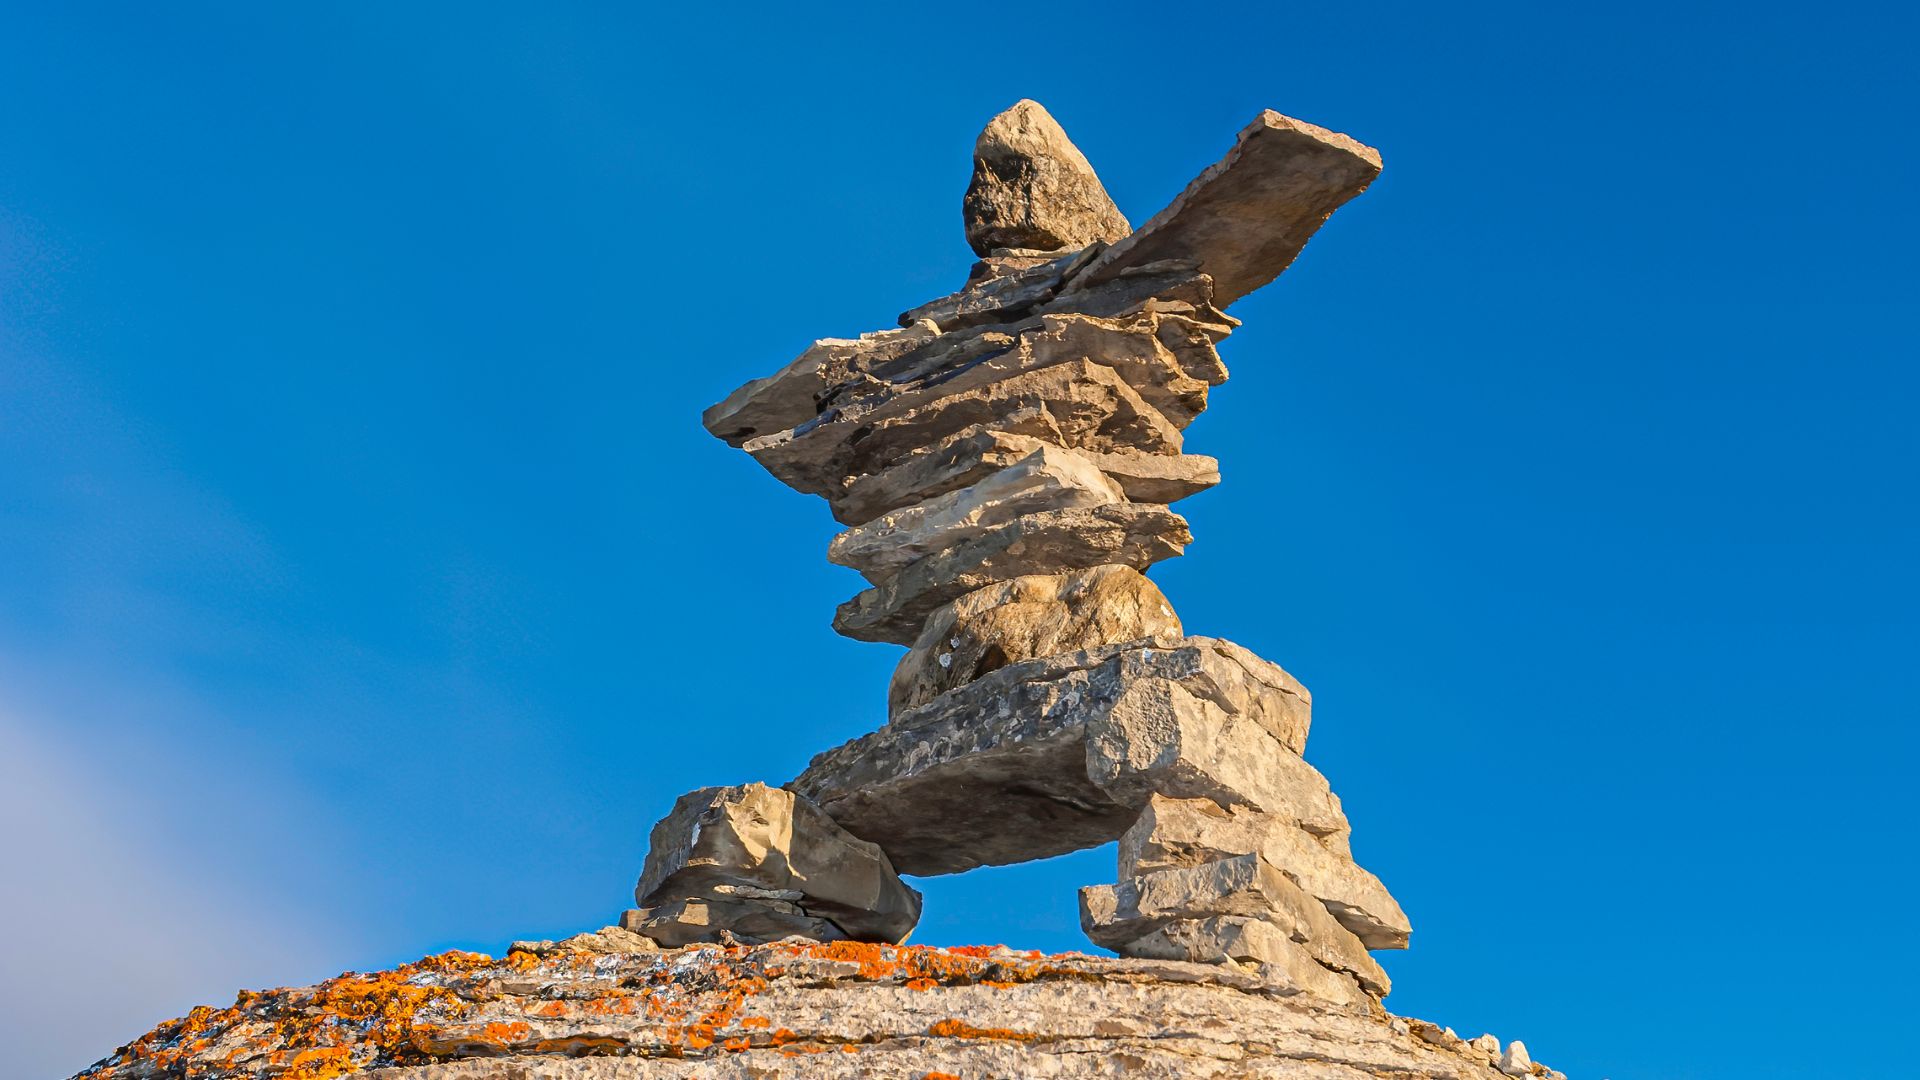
(964, 99, 1131, 256)
(890, 564, 1182, 713)
(831, 503, 1191, 644)
(633, 783, 920, 945)
(76, 942, 1561, 1080)
(1079, 110, 1383, 306)
(792, 637, 1346, 875)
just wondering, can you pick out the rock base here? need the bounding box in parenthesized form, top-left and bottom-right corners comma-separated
(78, 940, 1561, 1080)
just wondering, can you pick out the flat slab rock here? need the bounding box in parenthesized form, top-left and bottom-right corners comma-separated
(76, 942, 1562, 1080)
(790, 635, 1332, 875)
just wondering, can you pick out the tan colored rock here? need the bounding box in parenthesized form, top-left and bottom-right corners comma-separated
(832, 503, 1191, 644)
(1075, 109, 1382, 307)
(827, 446, 1124, 581)
(748, 359, 1184, 501)
(964, 99, 1131, 257)
(701, 320, 941, 447)
(635, 782, 921, 944)
(899, 244, 1101, 332)
(793, 637, 1332, 875)
(1124, 916, 1370, 1007)
(79, 943, 1554, 1080)
(1120, 793, 1411, 950)
(1084, 677, 1348, 839)
(1080, 854, 1389, 997)
(508, 924, 660, 957)
(834, 427, 1217, 525)
(621, 896, 845, 948)
(890, 564, 1181, 713)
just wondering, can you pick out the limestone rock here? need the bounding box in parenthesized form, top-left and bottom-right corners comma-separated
(964, 99, 1130, 257)
(1120, 793, 1411, 950)
(899, 243, 1102, 332)
(827, 446, 1124, 581)
(701, 320, 942, 447)
(634, 782, 920, 944)
(507, 924, 659, 957)
(890, 564, 1181, 713)
(1501, 1039, 1535, 1076)
(792, 637, 1335, 874)
(832, 503, 1191, 644)
(833, 428, 1218, 526)
(1124, 916, 1371, 1007)
(748, 358, 1185, 501)
(1080, 854, 1389, 997)
(621, 896, 846, 948)
(1076, 110, 1383, 307)
(77, 943, 1552, 1080)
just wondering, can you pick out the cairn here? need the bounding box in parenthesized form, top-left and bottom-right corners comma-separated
(631, 99, 1409, 1006)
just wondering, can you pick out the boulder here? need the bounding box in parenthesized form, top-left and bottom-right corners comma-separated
(890, 564, 1181, 713)
(634, 783, 921, 944)
(1079, 854, 1389, 997)
(791, 637, 1332, 874)
(832, 503, 1191, 644)
(964, 99, 1131, 257)
(827, 446, 1124, 581)
(1074, 110, 1383, 307)
(1119, 793, 1410, 950)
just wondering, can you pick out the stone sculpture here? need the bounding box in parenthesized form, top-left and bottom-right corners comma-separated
(76, 101, 1571, 1080)
(641, 98, 1408, 1005)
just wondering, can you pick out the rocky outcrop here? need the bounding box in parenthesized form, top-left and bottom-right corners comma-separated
(76, 942, 1563, 1080)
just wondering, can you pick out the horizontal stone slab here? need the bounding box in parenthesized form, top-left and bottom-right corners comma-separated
(833, 428, 1218, 526)
(831, 503, 1191, 644)
(827, 446, 1123, 581)
(789, 636, 1332, 875)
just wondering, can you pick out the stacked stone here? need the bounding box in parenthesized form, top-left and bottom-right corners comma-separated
(634, 100, 1410, 1004)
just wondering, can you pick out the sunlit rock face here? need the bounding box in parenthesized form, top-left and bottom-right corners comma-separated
(74, 942, 1562, 1080)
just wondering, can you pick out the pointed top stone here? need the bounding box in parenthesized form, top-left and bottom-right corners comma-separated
(963, 99, 1131, 258)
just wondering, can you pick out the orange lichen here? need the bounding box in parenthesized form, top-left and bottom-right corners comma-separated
(928, 1018, 1041, 1042)
(80, 942, 1083, 1079)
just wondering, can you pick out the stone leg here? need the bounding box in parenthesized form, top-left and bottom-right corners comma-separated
(627, 782, 921, 947)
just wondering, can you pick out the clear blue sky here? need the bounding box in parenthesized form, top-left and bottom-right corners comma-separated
(2, 4, 1913, 1078)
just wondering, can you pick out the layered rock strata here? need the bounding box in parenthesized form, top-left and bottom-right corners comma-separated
(77, 942, 1563, 1080)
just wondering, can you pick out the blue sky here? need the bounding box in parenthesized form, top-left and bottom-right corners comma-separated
(2, 3, 1914, 1077)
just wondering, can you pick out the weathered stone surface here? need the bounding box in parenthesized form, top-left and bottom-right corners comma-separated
(899, 244, 1102, 332)
(890, 564, 1181, 713)
(964, 99, 1130, 257)
(1080, 854, 1389, 997)
(827, 446, 1124, 581)
(78, 943, 1553, 1080)
(1125, 916, 1370, 1007)
(701, 320, 941, 447)
(1120, 793, 1411, 950)
(832, 503, 1190, 644)
(509, 924, 659, 957)
(792, 637, 1333, 874)
(1076, 110, 1383, 307)
(634, 783, 920, 944)
(749, 358, 1184, 501)
(834, 428, 1218, 525)
(621, 897, 845, 948)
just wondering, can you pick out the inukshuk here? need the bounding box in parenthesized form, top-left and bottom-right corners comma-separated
(630, 100, 1409, 1007)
